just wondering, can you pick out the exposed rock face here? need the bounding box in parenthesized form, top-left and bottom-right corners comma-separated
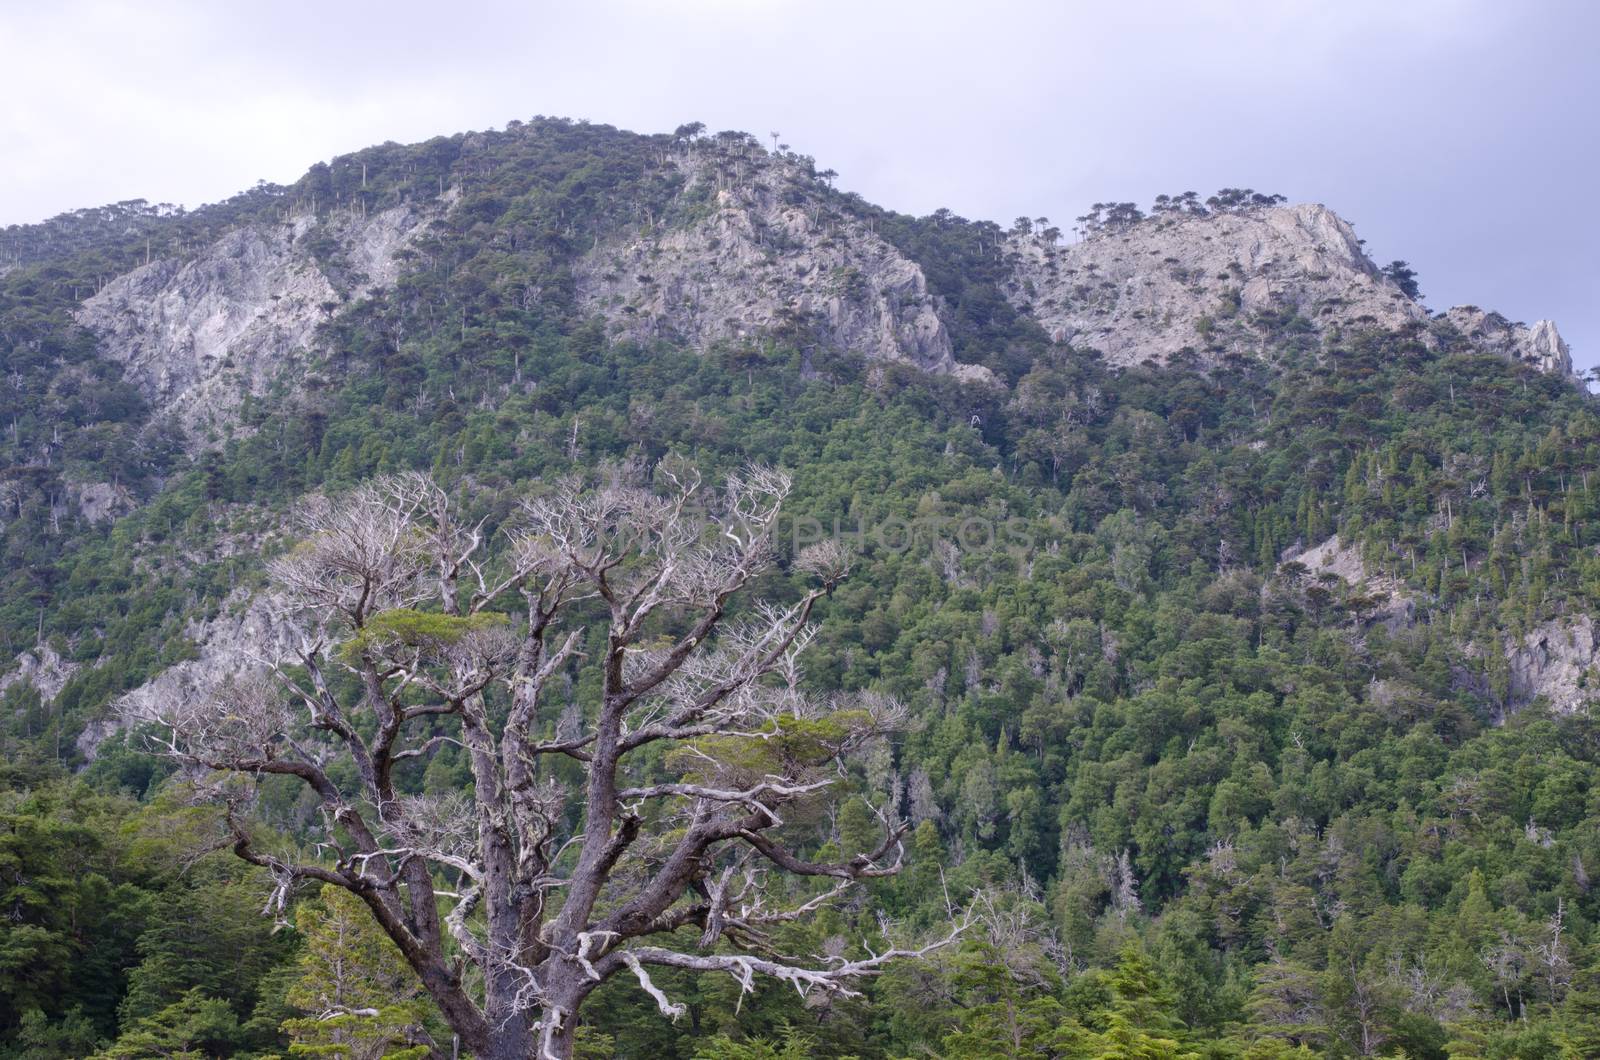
(1441, 307, 1574, 378)
(1285, 539, 1598, 714)
(3, 622, 305, 762)
(1292, 534, 1371, 584)
(1003, 205, 1579, 383)
(1284, 534, 1415, 627)
(78, 202, 439, 443)
(79, 218, 334, 438)
(338, 201, 439, 289)
(70, 480, 136, 524)
(1506, 616, 1600, 715)
(1005, 205, 1424, 367)
(575, 151, 991, 382)
(0, 644, 79, 705)
(92, 589, 297, 759)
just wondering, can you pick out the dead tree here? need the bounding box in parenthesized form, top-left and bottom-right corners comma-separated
(132, 467, 964, 1059)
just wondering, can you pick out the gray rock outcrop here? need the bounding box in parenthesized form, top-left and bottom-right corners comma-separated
(1283, 534, 1415, 627)
(1004, 204, 1579, 383)
(1005, 204, 1424, 367)
(575, 150, 991, 382)
(71, 480, 136, 524)
(0, 643, 79, 705)
(1506, 616, 1600, 715)
(92, 589, 298, 759)
(1285, 538, 1599, 715)
(1440, 307, 1574, 378)
(78, 201, 440, 444)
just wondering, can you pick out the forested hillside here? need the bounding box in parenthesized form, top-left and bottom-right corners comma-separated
(3, 118, 1600, 1059)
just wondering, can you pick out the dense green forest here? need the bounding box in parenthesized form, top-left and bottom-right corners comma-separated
(4, 118, 1600, 1058)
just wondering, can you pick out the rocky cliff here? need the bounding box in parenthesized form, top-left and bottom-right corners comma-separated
(1285, 534, 1417, 629)
(1441, 307, 1574, 378)
(1005, 204, 1421, 366)
(1505, 616, 1600, 716)
(77, 200, 442, 444)
(575, 147, 991, 382)
(1003, 204, 1578, 382)
(95, 588, 297, 758)
(1284, 535, 1599, 716)
(0, 643, 79, 707)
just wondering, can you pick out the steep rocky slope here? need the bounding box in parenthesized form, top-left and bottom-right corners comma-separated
(1284, 535, 1598, 715)
(575, 146, 992, 381)
(1441, 306, 1574, 377)
(0, 644, 78, 706)
(88, 589, 296, 758)
(1005, 204, 1417, 365)
(76, 200, 443, 443)
(1503, 617, 1600, 716)
(1003, 204, 1577, 380)
(63, 132, 1580, 438)
(1285, 534, 1416, 629)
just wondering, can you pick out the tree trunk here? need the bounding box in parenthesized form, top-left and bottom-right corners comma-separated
(481, 1022, 537, 1060)
(526, 970, 591, 1060)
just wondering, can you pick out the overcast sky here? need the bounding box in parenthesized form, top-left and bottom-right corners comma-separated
(4, 0, 1595, 368)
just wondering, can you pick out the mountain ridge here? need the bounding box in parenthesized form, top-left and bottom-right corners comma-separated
(12, 119, 1589, 752)
(9, 118, 1580, 461)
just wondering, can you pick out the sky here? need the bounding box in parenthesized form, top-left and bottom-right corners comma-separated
(3, 0, 1596, 368)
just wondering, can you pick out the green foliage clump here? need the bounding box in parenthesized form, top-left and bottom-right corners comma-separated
(338, 608, 508, 664)
(279, 886, 437, 1059)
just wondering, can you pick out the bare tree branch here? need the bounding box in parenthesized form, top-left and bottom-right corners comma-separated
(127, 466, 953, 1059)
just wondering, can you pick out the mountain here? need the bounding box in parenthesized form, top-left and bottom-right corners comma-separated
(76, 200, 442, 441)
(1007, 202, 1567, 377)
(572, 145, 984, 379)
(5, 117, 1600, 1058)
(13, 123, 1576, 460)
